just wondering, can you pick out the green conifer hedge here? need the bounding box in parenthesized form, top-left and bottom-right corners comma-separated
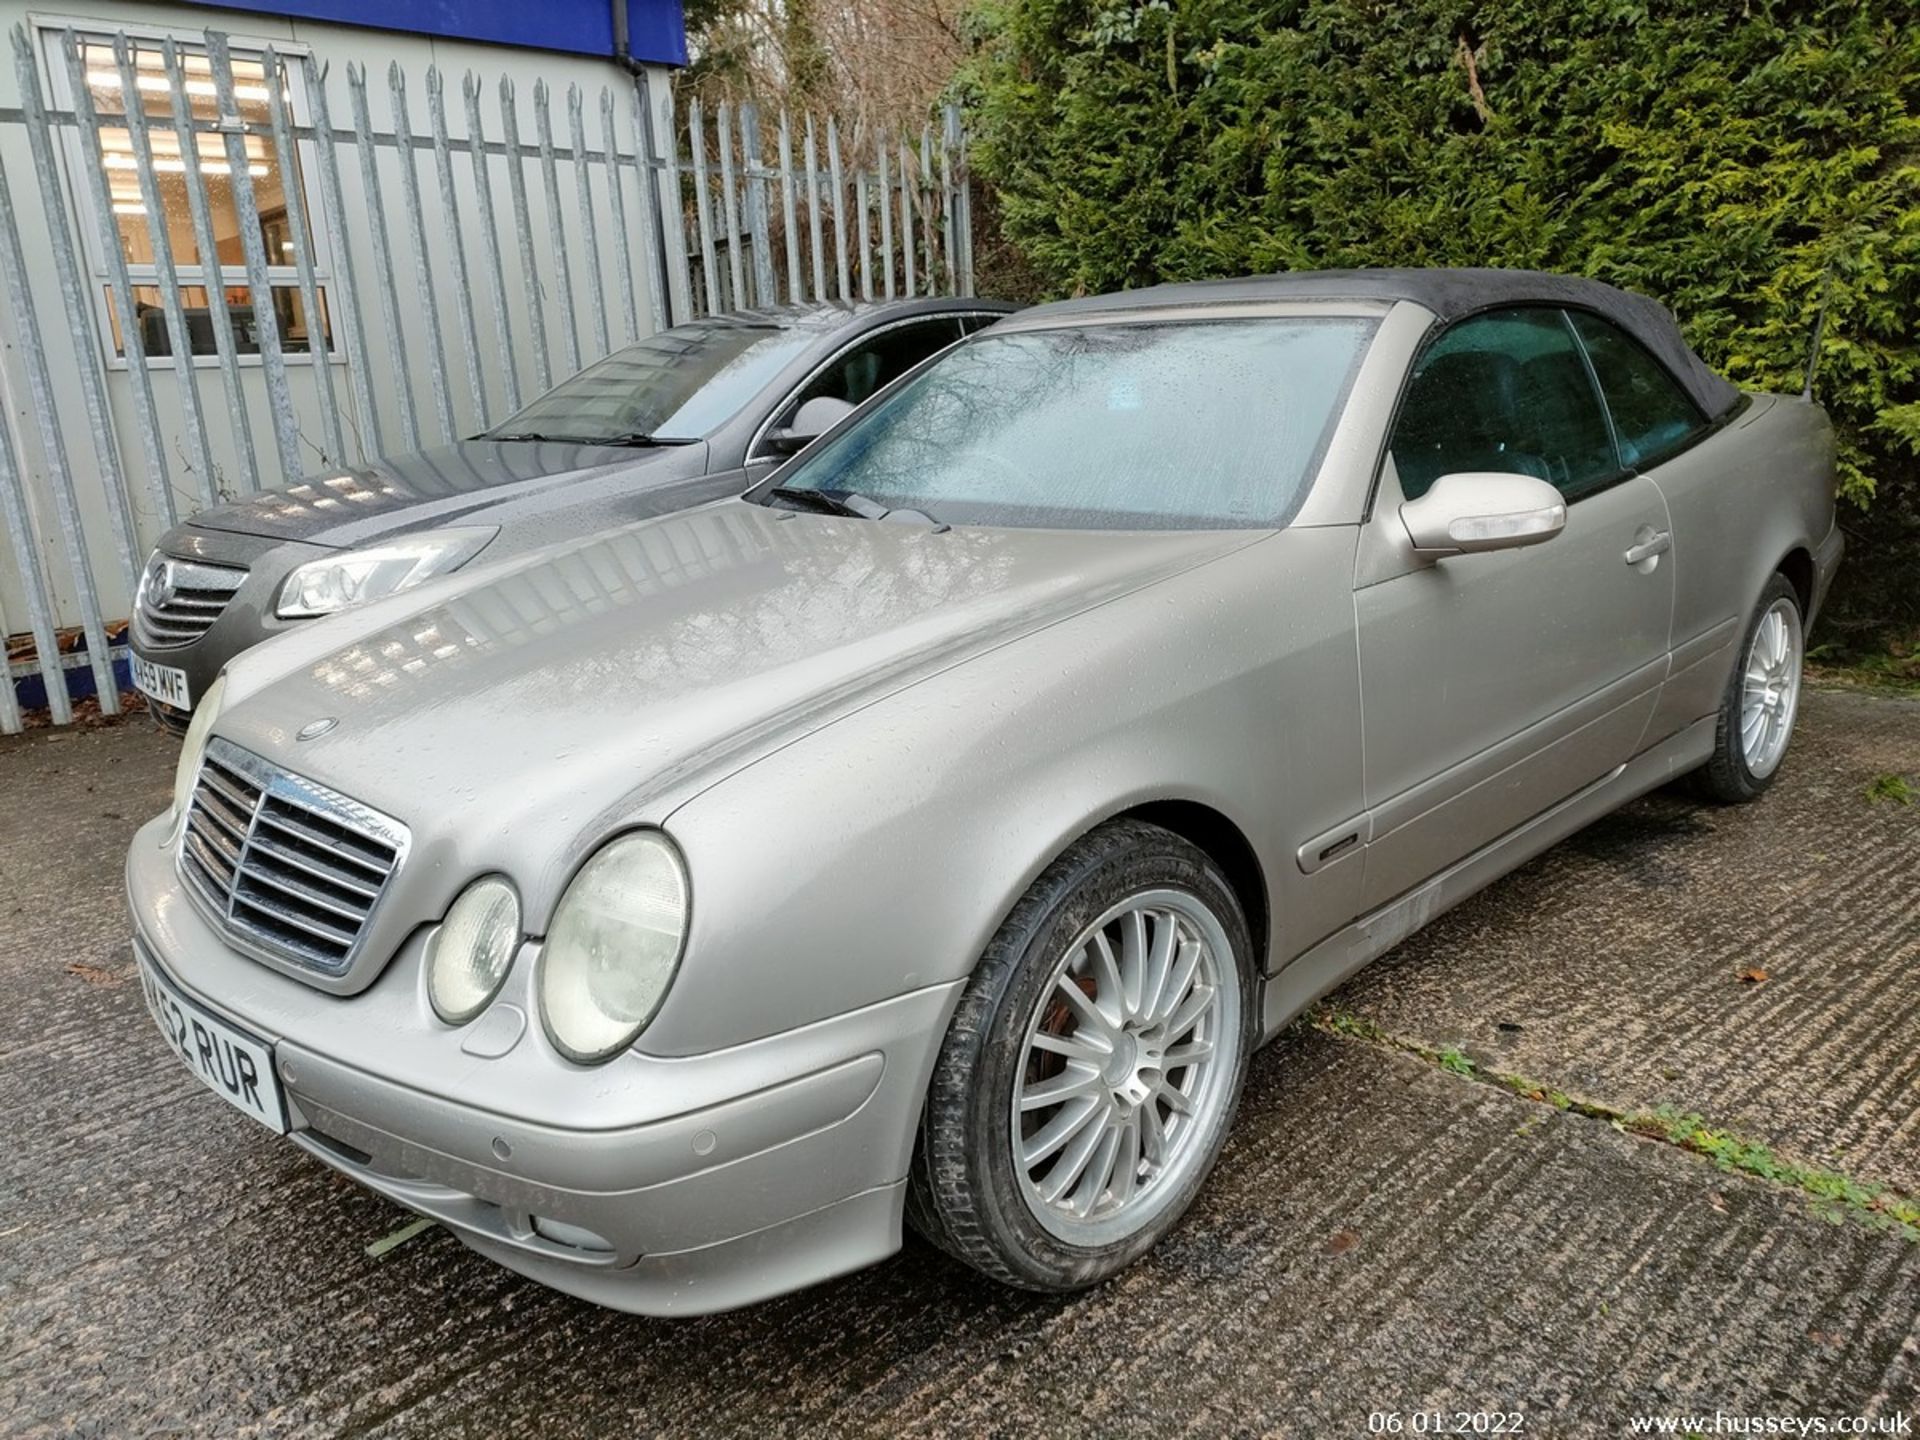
(964, 0, 1919, 630)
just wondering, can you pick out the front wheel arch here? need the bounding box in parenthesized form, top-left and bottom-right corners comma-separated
(906, 816, 1258, 1290)
(1115, 799, 1269, 976)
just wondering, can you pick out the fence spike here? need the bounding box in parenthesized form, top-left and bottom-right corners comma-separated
(777, 110, 802, 303)
(463, 70, 521, 413)
(717, 103, 746, 308)
(899, 134, 917, 297)
(267, 44, 346, 462)
(498, 74, 553, 393)
(877, 137, 895, 300)
(113, 33, 216, 504)
(567, 84, 610, 359)
(688, 98, 720, 314)
(387, 61, 457, 442)
(600, 87, 640, 345)
(62, 27, 176, 532)
(804, 115, 826, 304)
(427, 64, 490, 425)
(533, 79, 582, 375)
(348, 60, 422, 451)
(306, 53, 384, 458)
(826, 116, 850, 302)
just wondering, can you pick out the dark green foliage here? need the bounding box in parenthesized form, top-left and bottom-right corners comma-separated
(962, 0, 1920, 521)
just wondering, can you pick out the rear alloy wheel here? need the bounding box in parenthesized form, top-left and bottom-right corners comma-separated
(908, 820, 1255, 1291)
(1693, 574, 1805, 803)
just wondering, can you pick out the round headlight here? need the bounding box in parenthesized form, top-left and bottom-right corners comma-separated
(426, 878, 521, 1024)
(539, 831, 689, 1063)
(171, 672, 228, 826)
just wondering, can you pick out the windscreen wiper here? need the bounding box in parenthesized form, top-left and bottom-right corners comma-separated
(489, 430, 696, 447)
(766, 484, 865, 517)
(594, 432, 699, 448)
(768, 486, 939, 524)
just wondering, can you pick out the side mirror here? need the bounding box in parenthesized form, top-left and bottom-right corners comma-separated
(763, 395, 855, 456)
(1400, 472, 1567, 557)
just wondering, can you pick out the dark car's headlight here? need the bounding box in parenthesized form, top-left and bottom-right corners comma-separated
(538, 831, 689, 1063)
(426, 877, 521, 1024)
(276, 527, 495, 618)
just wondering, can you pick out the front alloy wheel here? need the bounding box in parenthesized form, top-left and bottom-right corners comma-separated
(908, 819, 1254, 1292)
(1012, 893, 1238, 1247)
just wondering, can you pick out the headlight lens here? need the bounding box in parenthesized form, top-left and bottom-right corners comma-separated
(426, 878, 521, 1024)
(170, 671, 227, 824)
(276, 526, 495, 619)
(539, 832, 689, 1063)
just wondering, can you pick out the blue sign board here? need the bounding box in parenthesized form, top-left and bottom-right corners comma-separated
(182, 0, 688, 66)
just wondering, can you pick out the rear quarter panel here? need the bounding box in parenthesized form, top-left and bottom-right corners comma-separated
(1646, 394, 1836, 738)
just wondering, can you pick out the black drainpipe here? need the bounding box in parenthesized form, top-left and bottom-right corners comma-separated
(611, 0, 679, 323)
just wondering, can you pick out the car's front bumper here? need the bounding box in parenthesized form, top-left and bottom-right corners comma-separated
(131, 526, 330, 730)
(127, 813, 962, 1315)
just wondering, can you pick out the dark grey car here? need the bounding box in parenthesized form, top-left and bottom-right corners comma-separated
(128, 298, 1012, 728)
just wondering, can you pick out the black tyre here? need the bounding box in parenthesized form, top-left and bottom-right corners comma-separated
(907, 818, 1256, 1292)
(1692, 573, 1805, 804)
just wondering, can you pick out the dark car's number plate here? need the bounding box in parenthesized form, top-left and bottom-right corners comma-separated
(136, 950, 289, 1134)
(130, 654, 190, 709)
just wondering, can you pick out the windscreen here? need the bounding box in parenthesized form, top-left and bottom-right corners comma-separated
(485, 323, 816, 443)
(769, 317, 1375, 529)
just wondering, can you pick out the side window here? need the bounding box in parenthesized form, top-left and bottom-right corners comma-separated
(1390, 308, 1618, 503)
(783, 319, 963, 418)
(1568, 312, 1706, 469)
(957, 311, 1004, 336)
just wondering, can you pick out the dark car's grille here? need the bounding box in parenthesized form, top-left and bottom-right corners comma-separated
(178, 738, 409, 975)
(134, 555, 246, 649)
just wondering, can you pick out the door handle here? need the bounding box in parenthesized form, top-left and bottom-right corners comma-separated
(1624, 530, 1672, 566)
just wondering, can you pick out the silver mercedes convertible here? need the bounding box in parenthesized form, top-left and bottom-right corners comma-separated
(126, 270, 1842, 1316)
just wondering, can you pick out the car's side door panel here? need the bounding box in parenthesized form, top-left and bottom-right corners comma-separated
(1349, 305, 1678, 912)
(1354, 472, 1674, 906)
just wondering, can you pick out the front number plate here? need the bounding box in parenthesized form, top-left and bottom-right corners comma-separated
(130, 653, 191, 709)
(136, 950, 289, 1134)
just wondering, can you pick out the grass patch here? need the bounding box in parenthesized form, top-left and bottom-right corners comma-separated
(1307, 1005, 1920, 1244)
(1865, 773, 1915, 805)
(1806, 639, 1920, 695)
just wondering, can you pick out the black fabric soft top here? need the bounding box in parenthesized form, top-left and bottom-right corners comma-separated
(1025, 267, 1740, 419)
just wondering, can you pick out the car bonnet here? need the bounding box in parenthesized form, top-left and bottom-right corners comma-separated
(207, 499, 1260, 936)
(184, 439, 701, 547)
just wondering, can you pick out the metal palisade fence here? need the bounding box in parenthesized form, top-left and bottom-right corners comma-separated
(0, 21, 974, 733)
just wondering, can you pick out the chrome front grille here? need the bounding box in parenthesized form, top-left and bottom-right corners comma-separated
(178, 738, 408, 975)
(134, 554, 246, 648)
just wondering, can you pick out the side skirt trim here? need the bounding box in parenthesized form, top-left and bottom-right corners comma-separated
(1257, 714, 1717, 1043)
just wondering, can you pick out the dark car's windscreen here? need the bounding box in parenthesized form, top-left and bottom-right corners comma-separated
(485, 324, 816, 442)
(768, 318, 1376, 529)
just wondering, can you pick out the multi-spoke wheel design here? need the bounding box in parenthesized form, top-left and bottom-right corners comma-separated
(908, 819, 1254, 1291)
(1739, 596, 1802, 780)
(1012, 892, 1238, 1245)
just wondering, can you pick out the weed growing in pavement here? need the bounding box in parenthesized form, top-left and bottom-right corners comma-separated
(1631, 1107, 1920, 1241)
(1306, 1005, 1920, 1244)
(1865, 773, 1915, 805)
